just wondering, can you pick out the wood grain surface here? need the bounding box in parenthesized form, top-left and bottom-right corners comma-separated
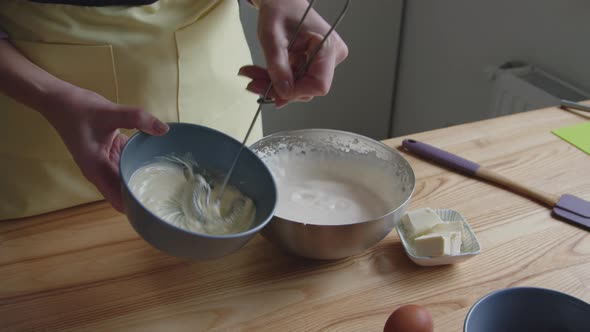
(1, 105, 590, 331)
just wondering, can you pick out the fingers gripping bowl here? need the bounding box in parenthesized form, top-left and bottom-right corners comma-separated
(250, 129, 416, 260)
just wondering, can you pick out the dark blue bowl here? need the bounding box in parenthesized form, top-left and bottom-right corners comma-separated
(119, 123, 277, 260)
(464, 287, 590, 332)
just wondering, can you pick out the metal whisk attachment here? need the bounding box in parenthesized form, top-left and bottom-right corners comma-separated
(215, 0, 352, 212)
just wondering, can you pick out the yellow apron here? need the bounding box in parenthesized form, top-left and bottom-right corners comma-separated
(0, 0, 262, 220)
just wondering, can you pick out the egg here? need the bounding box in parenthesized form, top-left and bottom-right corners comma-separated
(383, 304, 433, 332)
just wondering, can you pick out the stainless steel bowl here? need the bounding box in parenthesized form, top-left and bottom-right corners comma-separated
(250, 129, 415, 260)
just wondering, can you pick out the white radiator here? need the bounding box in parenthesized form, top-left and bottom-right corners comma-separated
(489, 62, 590, 117)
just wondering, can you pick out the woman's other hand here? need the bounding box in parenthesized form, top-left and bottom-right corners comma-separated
(240, 0, 349, 108)
(42, 86, 169, 212)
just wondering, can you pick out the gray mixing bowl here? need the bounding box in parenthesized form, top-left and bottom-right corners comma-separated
(464, 287, 590, 332)
(120, 123, 277, 260)
(250, 129, 415, 260)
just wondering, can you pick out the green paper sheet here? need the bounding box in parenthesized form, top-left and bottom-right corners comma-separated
(552, 122, 590, 156)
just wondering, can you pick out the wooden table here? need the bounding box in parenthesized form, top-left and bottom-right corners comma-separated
(2, 106, 590, 331)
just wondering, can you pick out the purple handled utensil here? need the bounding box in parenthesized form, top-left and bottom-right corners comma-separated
(402, 139, 590, 230)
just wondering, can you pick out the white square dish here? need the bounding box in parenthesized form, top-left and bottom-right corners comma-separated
(395, 208, 481, 266)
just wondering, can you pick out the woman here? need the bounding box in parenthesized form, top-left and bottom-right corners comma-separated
(0, 0, 348, 219)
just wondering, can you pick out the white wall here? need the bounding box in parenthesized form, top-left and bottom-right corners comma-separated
(240, 0, 404, 140)
(391, 0, 590, 136)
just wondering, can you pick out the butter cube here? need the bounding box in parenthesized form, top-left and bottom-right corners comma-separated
(414, 233, 450, 257)
(432, 222, 463, 255)
(431, 221, 463, 236)
(402, 208, 443, 238)
(414, 231, 462, 257)
(447, 231, 462, 255)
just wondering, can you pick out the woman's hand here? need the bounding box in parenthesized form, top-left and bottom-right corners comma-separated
(0, 40, 169, 212)
(240, 0, 349, 108)
(42, 86, 169, 212)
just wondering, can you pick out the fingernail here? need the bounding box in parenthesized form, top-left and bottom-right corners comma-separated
(238, 68, 246, 76)
(275, 80, 292, 98)
(153, 120, 169, 135)
(246, 82, 263, 95)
